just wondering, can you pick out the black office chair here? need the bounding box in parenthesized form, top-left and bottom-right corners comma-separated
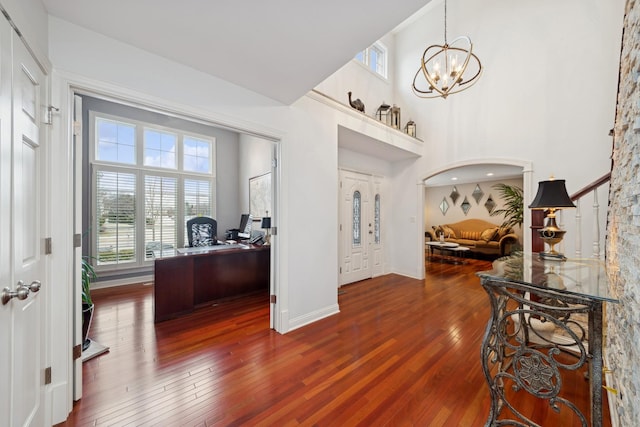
(186, 216, 217, 247)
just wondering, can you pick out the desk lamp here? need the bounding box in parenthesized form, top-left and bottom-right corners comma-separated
(529, 178, 575, 260)
(261, 214, 271, 246)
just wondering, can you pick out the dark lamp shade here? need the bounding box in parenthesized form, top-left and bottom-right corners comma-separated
(528, 179, 576, 209)
(261, 217, 271, 229)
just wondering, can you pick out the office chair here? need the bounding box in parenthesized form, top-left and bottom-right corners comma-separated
(186, 216, 217, 247)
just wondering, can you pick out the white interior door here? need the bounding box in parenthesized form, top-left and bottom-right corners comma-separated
(0, 23, 46, 427)
(339, 170, 385, 286)
(73, 95, 84, 399)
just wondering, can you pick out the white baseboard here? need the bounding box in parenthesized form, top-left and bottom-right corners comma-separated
(91, 274, 154, 290)
(286, 304, 340, 333)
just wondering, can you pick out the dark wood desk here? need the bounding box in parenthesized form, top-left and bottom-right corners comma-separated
(154, 244, 270, 322)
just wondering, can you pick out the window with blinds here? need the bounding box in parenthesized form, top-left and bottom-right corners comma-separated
(91, 111, 215, 271)
(95, 170, 136, 265)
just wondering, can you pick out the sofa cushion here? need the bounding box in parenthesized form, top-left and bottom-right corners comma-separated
(455, 238, 477, 247)
(442, 225, 457, 238)
(480, 227, 498, 241)
(460, 230, 482, 240)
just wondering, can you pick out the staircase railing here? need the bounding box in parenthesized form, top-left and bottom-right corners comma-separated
(569, 172, 611, 259)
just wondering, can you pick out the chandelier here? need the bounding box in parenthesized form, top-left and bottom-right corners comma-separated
(412, 0, 482, 99)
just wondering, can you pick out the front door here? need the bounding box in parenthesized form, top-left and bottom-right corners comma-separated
(339, 170, 384, 286)
(0, 22, 47, 427)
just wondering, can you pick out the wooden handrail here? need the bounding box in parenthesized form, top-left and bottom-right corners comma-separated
(570, 172, 611, 201)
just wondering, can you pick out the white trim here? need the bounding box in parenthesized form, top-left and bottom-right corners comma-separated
(286, 304, 340, 332)
(90, 274, 155, 290)
(56, 70, 285, 141)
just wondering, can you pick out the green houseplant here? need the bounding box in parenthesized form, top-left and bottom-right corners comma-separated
(490, 183, 524, 229)
(81, 257, 97, 351)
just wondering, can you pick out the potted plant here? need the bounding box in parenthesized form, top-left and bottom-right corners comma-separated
(81, 257, 97, 351)
(490, 183, 524, 229)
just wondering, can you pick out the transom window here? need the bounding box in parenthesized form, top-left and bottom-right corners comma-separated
(91, 111, 216, 271)
(355, 42, 388, 79)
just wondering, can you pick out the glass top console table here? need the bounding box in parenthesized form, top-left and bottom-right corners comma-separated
(476, 254, 617, 426)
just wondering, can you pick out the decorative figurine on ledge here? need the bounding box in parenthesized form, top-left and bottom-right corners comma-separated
(348, 91, 365, 113)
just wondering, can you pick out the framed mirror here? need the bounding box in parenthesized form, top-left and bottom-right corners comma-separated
(450, 186, 460, 205)
(472, 184, 484, 204)
(461, 196, 471, 215)
(439, 197, 449, 215)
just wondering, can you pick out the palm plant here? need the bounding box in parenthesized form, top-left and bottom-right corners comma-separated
(81, 256, 97, 306)
(490, 183, 524, 229)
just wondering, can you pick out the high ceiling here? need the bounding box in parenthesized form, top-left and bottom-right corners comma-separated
(42, 0, 431, 105)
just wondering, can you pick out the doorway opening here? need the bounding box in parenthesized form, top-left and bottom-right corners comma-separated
(422, 161, 531, 267)
(338, 169, 385, 286)
(71, 88, 280, 398)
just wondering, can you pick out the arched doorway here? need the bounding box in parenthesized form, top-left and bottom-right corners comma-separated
(420, 159, 533, 270)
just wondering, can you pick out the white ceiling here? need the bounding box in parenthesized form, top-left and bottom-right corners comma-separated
(42, 0, 432, 105)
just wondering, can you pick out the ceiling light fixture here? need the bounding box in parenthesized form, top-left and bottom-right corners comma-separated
(412, 0, 482, 99)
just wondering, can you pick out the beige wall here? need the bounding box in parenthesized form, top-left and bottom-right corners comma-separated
(606, 0, 640, 424)
(424, 177, 524, 240)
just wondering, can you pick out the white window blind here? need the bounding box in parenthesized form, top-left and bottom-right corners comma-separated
(144, 176, 177, 260)
(184, 179, 212, 245)
(95, 170, 136, 265)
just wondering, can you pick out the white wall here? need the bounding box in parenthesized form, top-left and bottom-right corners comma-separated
(315, 33, 396, 120)
(238, 134, 273, 237)
(239, 134, 273, 215)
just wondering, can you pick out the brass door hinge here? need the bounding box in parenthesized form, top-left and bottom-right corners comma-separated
(44, 367, 52, 385)
(73, 344, 82, 360)
(270, 295, 276, 304)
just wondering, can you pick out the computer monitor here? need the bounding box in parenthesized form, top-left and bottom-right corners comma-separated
(238, 214, 253, 239)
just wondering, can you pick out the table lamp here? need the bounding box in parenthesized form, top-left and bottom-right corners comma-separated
(529, 178, 575, 260)
(261, 214, 271, 246)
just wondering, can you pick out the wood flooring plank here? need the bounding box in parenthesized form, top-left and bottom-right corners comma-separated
(57, 257, 609, 426)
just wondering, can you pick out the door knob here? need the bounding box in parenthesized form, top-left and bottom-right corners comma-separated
(2, 280, 30, 305)
(28, 280, 41, 293)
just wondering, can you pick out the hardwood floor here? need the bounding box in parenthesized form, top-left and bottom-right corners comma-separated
(58, 256, 608, 426)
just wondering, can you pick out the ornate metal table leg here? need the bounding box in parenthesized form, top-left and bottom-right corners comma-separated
(589, 301, 604, 426)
